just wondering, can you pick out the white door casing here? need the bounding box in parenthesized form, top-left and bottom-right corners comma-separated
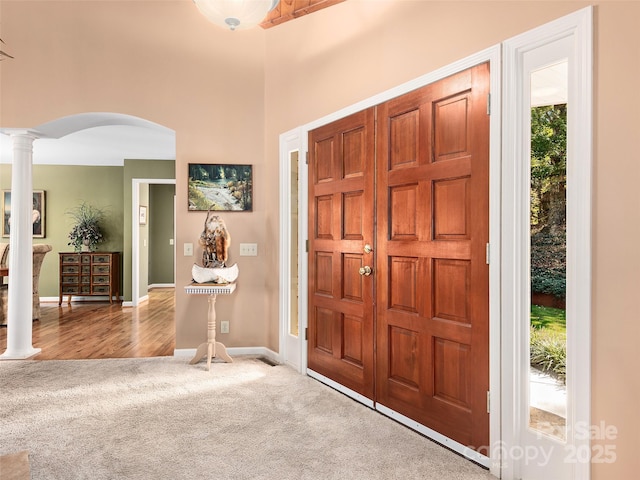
(501, 7, 592, 480)
(278, 129, 307, 372)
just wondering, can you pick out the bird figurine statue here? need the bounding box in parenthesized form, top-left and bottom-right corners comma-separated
(199, 212, 230, 268)
(192, 207, 238, 284)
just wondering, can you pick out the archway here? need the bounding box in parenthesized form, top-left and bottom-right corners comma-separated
(1, 112, 175, 359)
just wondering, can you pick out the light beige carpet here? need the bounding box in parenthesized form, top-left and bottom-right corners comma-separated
(0, 356, 495, 480)
(0, 450, 30, 480)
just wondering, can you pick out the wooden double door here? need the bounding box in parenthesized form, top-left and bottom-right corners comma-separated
(307, 63, 490, 450)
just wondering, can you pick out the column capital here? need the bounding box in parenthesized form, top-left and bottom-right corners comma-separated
(1, 129, 45, 142)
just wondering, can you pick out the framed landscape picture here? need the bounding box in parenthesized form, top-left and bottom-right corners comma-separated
(188, 164, 253, 212)
(2, 190, 46, 238)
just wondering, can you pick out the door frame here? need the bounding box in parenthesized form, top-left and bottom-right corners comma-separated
(279, 45, 502, 473)
(501, 7, 592, 480)
(278, 129, 307, 372)
(131, 178, 176, 307)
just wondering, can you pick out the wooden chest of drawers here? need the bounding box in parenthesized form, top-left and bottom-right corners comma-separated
(58, 252, 120, 305)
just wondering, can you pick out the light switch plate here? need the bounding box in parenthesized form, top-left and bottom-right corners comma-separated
(184, 243, 193, 256)
(239, 243, 258, 256)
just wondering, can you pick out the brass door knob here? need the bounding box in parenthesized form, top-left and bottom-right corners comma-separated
(359, 266, 372, 276)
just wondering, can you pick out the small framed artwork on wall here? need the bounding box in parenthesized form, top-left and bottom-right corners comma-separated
(139, 205, 147, 225)
(2, 190, 46, 238)
(188, 163, 253, 212)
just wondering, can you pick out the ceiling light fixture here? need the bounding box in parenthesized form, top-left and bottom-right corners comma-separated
(194, 0, 279, 31)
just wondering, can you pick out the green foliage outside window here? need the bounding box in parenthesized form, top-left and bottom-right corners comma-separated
(531, 104, 567, 299)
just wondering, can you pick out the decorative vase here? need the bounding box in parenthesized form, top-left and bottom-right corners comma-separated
(82, 238, 91, 252)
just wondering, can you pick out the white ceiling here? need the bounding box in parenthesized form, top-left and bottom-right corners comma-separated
(0, 113, 175, 166)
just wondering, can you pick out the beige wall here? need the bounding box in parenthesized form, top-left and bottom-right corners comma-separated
(264, 3, 640, 478)
(1, 1, 639, 477)
(0, 0, 270, 349)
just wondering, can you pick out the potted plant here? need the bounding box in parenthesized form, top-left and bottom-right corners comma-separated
(67, 202, 106, 252)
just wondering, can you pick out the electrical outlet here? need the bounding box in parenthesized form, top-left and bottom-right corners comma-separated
(220, 321, 229, 334)
(184, 243, 193, 256)
(239, 243, 258, 256)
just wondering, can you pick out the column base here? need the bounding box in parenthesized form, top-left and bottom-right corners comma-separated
(0, 347, 41, 360)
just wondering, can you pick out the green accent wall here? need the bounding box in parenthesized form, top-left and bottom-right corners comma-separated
(1, 164, 124, 298)
(149, 184, 175, 285)
(1, 160, 174, 301)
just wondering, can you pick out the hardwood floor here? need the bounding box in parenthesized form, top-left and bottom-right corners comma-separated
(0, 288, 175, 360)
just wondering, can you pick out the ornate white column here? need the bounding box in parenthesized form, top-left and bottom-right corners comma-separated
(1, 131, 39, 359)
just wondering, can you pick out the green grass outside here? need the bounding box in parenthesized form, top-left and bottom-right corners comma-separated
(530, 304, 566, 333)
(530, 304, 566, 383)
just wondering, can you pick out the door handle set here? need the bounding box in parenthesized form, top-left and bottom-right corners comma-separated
(359, 265, 372, 276)
(360, 244, 373, 276)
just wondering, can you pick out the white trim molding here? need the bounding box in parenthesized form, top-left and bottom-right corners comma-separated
(174, 347, 281, 365)
(278, 128, 305, 373)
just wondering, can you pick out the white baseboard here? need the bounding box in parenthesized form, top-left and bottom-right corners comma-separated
(41, 286, 173, 306)
(40, 296, 122, 304)
(40, 297, 61, 303)
(174, 346, 281, 364)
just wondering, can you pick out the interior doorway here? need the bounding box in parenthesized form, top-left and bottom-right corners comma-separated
(131, 178, 176, 307)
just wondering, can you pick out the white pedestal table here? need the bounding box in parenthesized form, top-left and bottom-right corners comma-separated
(184, 282, 236, 371)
